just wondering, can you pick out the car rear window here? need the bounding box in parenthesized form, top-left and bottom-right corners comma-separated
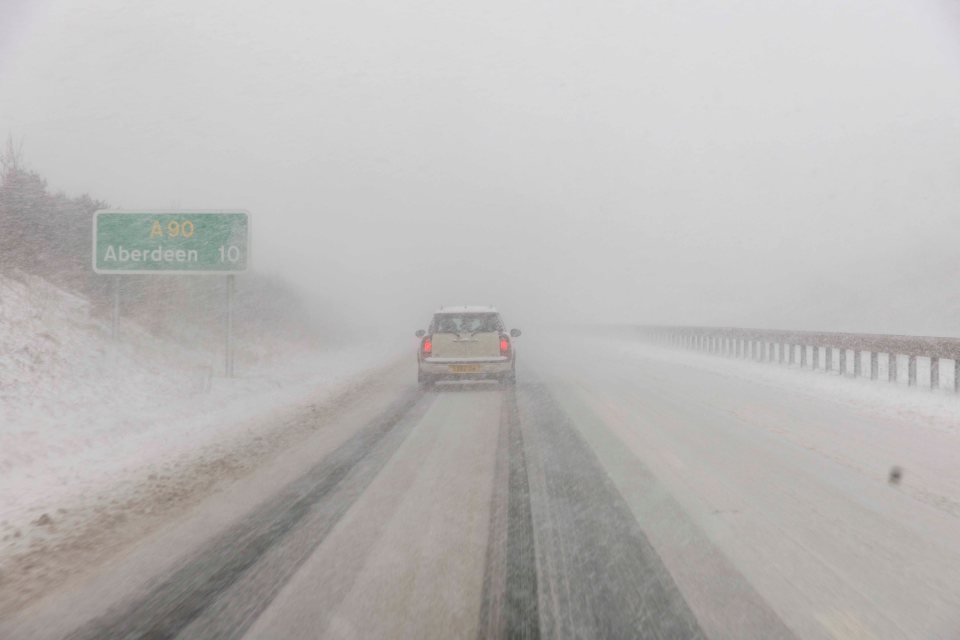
(431, 313, 503, 334)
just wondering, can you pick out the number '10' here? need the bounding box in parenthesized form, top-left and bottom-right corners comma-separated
(219, 246, 241, 263)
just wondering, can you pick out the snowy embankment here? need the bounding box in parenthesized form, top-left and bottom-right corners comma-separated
(588, 331, 960, 433)
(0, 271, 401, 558)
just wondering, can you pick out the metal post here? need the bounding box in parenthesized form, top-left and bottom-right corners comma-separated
(225, 274, 235, 378)
(789, 344, 795, 365)
(825, 347, 833, 372)
(812, 346, 819, 370)
(908, 355, 917, 387)
(931, 357, 939, 390)
(839, 348, 846, 376)
(112, 276, 120, 341)
(870, 352, 878, 380)
(854, 350, 861, 378)
(801, 344, 807, 368)
(889, 353, 897, 383)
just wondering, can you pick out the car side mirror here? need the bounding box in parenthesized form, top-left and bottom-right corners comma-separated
(510, 328, 522, 337)
(415, 329, 426, 337)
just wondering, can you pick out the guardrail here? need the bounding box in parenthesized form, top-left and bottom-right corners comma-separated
(629, 325, 960, 393)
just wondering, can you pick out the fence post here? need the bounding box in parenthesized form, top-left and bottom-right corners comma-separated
(955, 359, 960, 393)
(871, 352, 878, 380)
(889, 353, 897, 383)
(839, 349, 846, 375)
(801, 345, 808, 368)
(825, 347, 833, 372)
(908, 356, 917, 387)
(854, 350, 861, 377)
(931, 357, 939, 390)
(789, 343, 795, 365)
(812, 346, 819, 370)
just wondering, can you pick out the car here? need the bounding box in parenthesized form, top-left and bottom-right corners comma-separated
(415, 306, 521, 386)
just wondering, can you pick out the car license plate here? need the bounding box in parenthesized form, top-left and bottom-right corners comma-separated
(449, 364, 481, 373)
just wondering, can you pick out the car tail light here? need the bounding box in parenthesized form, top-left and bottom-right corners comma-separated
(422, 337, 432, 357)
(500, 335, 510, 356)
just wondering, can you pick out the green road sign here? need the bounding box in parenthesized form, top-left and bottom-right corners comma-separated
(93, 210, 249, 274)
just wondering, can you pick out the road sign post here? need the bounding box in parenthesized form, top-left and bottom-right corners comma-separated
(226, 274, 235, 378)
(112, 276, 120, 341)
(93, 210, 250, 376)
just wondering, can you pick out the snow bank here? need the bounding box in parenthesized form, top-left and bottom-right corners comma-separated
(588, 332, 960, 433)
(0, 271, 402, 546)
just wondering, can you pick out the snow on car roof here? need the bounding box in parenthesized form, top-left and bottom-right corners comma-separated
(433, 305, 498, 314)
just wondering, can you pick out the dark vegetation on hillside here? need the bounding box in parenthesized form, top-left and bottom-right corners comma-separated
(0, 138, 324, 351)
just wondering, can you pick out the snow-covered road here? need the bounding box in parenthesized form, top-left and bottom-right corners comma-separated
(2, 332, 959, 639)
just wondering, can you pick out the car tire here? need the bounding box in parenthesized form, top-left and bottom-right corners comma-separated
(418, 369, 434, 387)
(502, 366, 517, 386)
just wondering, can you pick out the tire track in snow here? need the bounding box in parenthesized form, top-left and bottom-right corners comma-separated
(477, 388, 540, 639)
(518, 382, 707, 639)
(66, 387, 431, 640)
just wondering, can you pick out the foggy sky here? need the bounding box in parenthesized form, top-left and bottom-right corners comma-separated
(2, 0, 960, 334)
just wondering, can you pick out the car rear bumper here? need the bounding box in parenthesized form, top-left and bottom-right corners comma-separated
(420, 357, 513, 378)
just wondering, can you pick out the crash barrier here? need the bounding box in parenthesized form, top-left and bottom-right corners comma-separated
(630, 326, 960, 393)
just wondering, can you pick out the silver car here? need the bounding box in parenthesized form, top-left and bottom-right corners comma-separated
(415, 306, 520, 386)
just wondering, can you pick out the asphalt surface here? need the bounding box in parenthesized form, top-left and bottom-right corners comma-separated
(5, 335, 960, 639)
